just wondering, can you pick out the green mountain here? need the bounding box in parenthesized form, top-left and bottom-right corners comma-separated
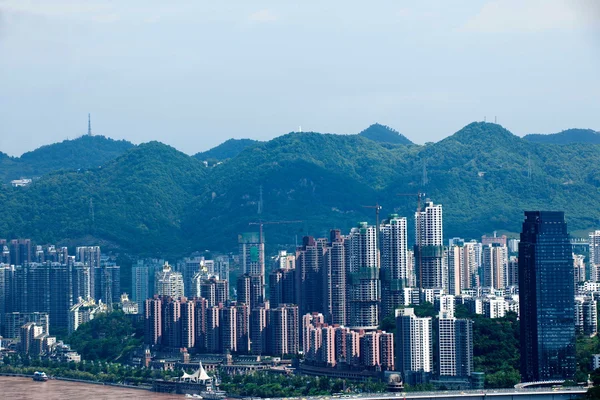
(194, 138, 260, 161)
(358, 123, 413, 145)
(0, 135, 134, 183)
(1, 122, 599, 256)
(0, 142, 206, 254)
(523, 128, 600, 144)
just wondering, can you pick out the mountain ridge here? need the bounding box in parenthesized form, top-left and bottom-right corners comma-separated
(1, 122, 599, 256)
(523, 128, 600, 145)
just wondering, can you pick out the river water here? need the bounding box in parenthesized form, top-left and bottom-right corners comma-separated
(0, 376, 183, 399)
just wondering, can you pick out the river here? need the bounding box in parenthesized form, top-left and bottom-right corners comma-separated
(0, 376, 183, 399)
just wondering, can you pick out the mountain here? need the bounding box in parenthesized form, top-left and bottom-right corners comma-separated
(0, 142, 206, 254)
(194, 138, 260, 161)
(0, 135, 134, 183)
(523, 128, 600, 145)
(1, 122, 599, 257)
(358, 123, 413, 145)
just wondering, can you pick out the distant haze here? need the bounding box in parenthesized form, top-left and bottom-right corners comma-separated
(1, 0, 599, 156)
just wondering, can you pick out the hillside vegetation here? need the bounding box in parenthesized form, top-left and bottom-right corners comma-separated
(0, 122, 599, 256)
(524, 128, 600, 145)
(358, 123, 413, 145)
(194, 138, 260, 161)
(0, 135, 134, 183)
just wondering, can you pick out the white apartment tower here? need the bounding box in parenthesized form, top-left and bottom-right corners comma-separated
(415, 201, 445, 290)
(380, 215, 408, 318)
(590, 231, 600, 282)
(438, 312, 474, 378)
(395, 308, 433, 385)
(155, 263, 184, 298)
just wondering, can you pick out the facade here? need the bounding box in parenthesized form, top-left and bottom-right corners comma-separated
(380, 216, 408, 319)
(519, 211, 576, 382)
(415, 201, 445, 290)
(156, 263, 184, 299)
(590, 231, 600, 282)
(346, 223, 380, 330)
(396, 308, 433, 385)
(68, 298, 106, 334)
(323, 230, 347, 325)
(239, 232, 265, 308)
(438, 313, 473, 378)
(482, 244, 508, 290)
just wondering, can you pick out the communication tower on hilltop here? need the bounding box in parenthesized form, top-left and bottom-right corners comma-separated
(88, 113, 92, 136)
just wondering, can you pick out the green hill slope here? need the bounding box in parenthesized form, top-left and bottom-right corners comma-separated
(358, 123, 413, 145)
(523, 128, 600, 144)
(194, 138, 260, 161)
(0, 135, 134, 183)
(0, 122, 599, 256)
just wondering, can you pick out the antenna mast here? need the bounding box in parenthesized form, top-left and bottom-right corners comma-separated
(87, 113, 92, 136)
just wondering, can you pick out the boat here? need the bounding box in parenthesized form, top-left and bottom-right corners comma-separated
(32, 371, 49, 382)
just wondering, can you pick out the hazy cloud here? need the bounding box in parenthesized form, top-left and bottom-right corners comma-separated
(461, 0, 595, 33)
(248, 9, 278, 23)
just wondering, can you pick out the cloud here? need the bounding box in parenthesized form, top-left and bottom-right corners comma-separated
(248, 9, 278, 23)
(461, 0, 598, 33)
(0, 0, 118, 22)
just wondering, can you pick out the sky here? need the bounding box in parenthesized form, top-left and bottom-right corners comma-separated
(0, 0, 599, 156)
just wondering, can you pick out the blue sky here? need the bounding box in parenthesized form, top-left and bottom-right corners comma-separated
(1, 0, 599, 156)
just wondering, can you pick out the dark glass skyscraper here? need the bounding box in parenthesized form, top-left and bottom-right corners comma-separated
(519, 211, 575, 382)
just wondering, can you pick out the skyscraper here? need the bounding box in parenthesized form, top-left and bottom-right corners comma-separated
(396, 308, 433, 385)
(346, 223, 380, 330)
(438, 312, 473, 378)
(415, 201, 444, 290)
(590, 231, 600, 282)
(239, 232, 265, 308)
(482, 244, 508, 290)
(519, 211, 575, 382)
(380, 215, 408, 318)
(296, 236, 326, 317)
(155, 263, 184, 298)
(323, 230, 347, 326)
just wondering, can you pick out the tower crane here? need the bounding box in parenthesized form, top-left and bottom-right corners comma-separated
(248, 220, 303, 270)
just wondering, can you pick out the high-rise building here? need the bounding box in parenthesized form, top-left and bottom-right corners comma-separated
(575, 297, 597, 337)
(145, 297, 162, 346)
(76, 246, 100, 300)
(296, 236, 326, 317)
(10, 239, 31, 266)
(323, 230, 347, 325)
(380, 216, 408, 318)
(268, 304, 299, 356)
(438, 312, 473, 378)
(415, 201, 444, 290)
(519, 211, 576, 382)
(396, 308, 433, 385)
(346, 223, 379, 330)
(507, 256, 519, 287)
(250, 302, 269, 355)
(482, 244, 508, 290)
(156, 263, 184, 298)
(239, 232, 265, 308)
(269, 266, 295, 308)
(590, 231, 600, 282)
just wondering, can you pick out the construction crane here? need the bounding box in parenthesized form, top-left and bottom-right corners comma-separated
(248, 220, 303, 270)
(362, 203, 382, 269)
(397, 192, 426, 291)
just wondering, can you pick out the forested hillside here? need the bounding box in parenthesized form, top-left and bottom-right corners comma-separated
(0, 135, 134, 183)
(0, 122, 599, 256)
